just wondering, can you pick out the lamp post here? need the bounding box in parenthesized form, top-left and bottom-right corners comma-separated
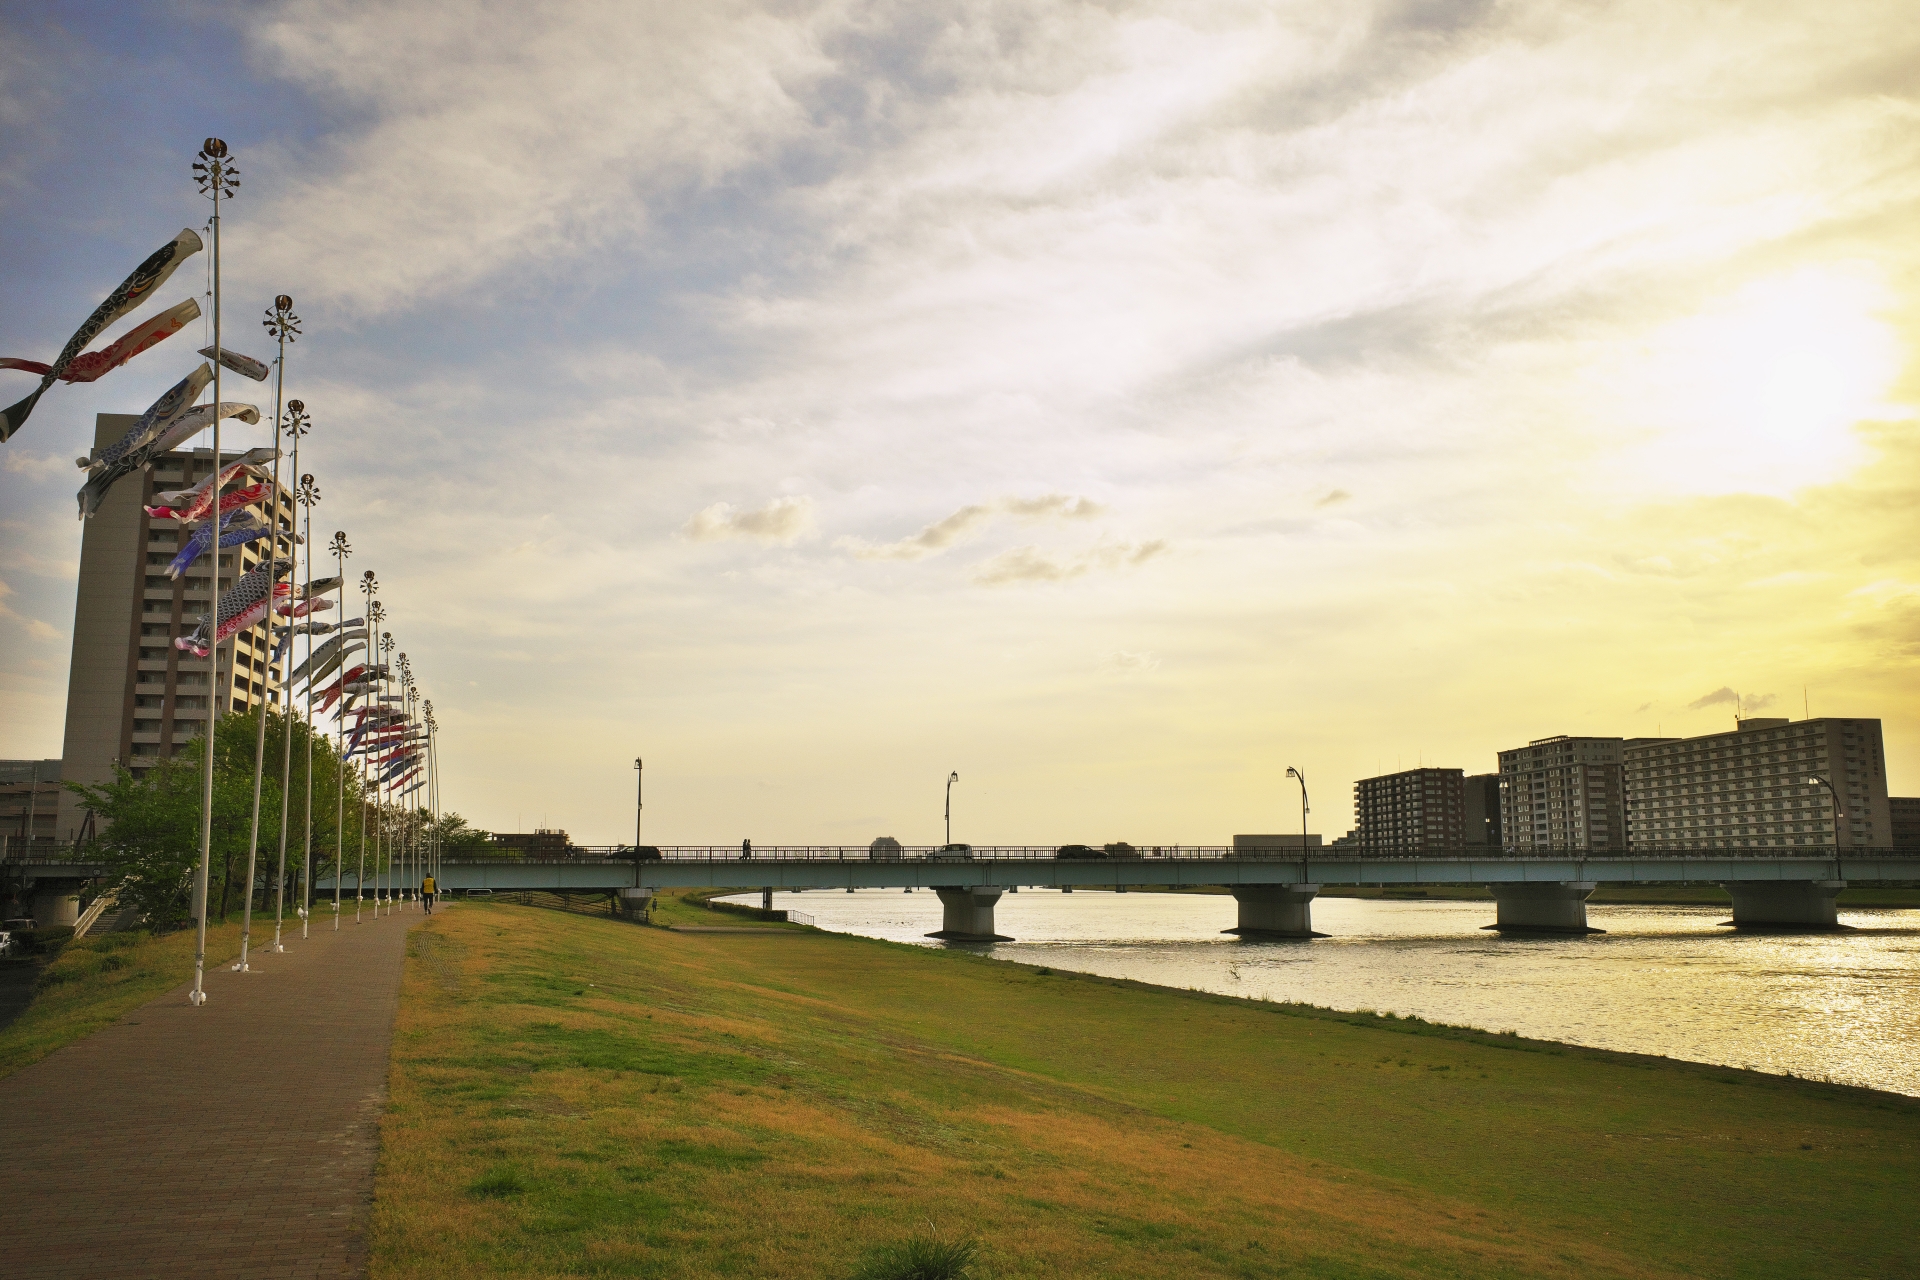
(1807, 773, 1849, 881)
(634, 758, 644, 850)
(945, 771, 959, 846)
(187, 136, 238, 1009)
(270, 399, 310, 953)
(1285, 766, 1310, 873)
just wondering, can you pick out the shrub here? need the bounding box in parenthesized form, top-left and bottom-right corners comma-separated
(852, 1235, 982, 1280)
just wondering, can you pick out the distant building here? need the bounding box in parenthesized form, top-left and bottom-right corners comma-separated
(1232, 834, 1322, 852)
(1892, 797, 1920, 850)
(491, 829, 572, 855)
(54, 414, 295, 843)
(1625, 718, 1893, 850)
(1462, 773, 1501, 847)
(1, 759, 63, 853)
(1352, 768, 1466, 852)
(1497, 736, 1639, 853)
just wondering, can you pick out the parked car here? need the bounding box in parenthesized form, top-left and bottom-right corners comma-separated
(1054, 844, 1102, 859)
(869, 836, 904, 861)
(929, 843, 974, 861)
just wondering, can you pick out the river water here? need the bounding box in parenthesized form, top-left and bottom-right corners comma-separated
(723, 889, 1920, 1097)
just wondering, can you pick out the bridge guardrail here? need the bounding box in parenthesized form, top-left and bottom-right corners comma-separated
(439, 844, 1918, 864)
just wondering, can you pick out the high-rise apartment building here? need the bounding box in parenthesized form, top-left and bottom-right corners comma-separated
(54, 413, 293, 841)
(1353, 768, 1466, 852)
(1497, 736, 1637, 852)
(1623, 717, 1893, 850)
(1893, 797, 1920, 850)
(1463, 773, 1501, 846)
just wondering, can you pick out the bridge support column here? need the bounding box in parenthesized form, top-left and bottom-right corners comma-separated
(1225, 885, 1321, 938)
(1487, 882, 1599, 934)
(761, 887, 773, 912)
(1721, 880, 1845, 930)
(29, 880, 82, 928)
(928, 887, 1011, 941)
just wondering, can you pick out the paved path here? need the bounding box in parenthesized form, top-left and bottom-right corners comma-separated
(0, 905, 425, 1279)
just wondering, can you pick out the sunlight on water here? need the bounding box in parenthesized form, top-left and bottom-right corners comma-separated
(726, 890, 1920, 1097)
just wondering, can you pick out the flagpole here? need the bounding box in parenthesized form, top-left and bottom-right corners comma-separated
(379, 628, 393, 913)
(296, 472, 321, 937)
(188, 137, 237, 1008)
(331, 533, 351, 928)
(235, 296, 299, 973)
(398, 653, 414, 907)
(271, 402, 309, 952)
(359, 576, 378, 920)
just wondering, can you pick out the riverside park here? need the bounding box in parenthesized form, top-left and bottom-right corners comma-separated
(2, 883, 1917, 1279)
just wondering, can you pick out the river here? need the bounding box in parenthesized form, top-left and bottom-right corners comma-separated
(722, 889, 1920, 1097)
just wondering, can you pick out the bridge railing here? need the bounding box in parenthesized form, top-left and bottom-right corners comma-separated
(442, 844, 1917, 864)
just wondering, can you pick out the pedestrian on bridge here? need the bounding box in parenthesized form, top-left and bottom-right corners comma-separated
(741, 839, 752, 861)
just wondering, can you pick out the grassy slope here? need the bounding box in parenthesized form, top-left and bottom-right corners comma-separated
(0, 918, 259, 1078)
(376, 905, 1918, 1280)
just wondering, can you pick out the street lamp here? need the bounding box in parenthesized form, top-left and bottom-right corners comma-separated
(945, 771, 959, 846)
(1807, 773, 1848, 880)
(634, 758, 644, 850)
(1285, 766, 1310, 870)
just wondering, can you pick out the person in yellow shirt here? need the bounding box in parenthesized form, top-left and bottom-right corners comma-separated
(422, 873, 437, 914)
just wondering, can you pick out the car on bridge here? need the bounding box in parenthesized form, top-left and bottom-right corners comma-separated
(929, 843, 974, 861)
(626, 846, 662, 861)
(1055, 844, 1102, 859)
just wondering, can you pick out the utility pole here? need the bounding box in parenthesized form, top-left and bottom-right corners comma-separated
(634, 757, 643, 848)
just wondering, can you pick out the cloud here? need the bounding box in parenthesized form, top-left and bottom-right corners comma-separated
(972, 539, 1167, 587)
(680, 496, 814, 545)
(836, 504, 995, 561)
(1314, 489, 1352, 509)
(1686, 687, 1777, 712)
(0, 580, 58, 641)
(1002, 493, 1105, 521)
(837, 494, 1105, 561)
(2, 450, 72, 482)
(1107, 650, 1160, 674)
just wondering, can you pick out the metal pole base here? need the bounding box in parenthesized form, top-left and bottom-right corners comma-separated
(188, 988, 207, 1006)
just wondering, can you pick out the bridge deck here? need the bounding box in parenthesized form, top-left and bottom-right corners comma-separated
(295, 849, 1920, 893)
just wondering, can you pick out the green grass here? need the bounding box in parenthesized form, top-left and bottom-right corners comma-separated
(371, 904, 1920, 1280)
(0, 918, 257, 1079)
(643, 886, 809, 930)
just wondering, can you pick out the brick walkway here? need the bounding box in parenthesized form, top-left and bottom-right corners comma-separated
(0, 905, 426, 1279)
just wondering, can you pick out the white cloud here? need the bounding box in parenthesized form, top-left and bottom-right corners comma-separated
(835, 493, 1104, 561)
(972, 539, 1167, 587)
(681, 495, 815, 545)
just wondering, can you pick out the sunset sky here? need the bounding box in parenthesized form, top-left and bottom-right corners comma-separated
(2, 1, 1916, 845)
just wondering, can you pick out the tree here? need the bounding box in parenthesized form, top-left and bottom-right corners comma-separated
(66, 706, 369, 929)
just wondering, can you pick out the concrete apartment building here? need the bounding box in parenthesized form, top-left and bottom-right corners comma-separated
(52, 412, 294, 842)
(1623, 717, 1894, 850)
(1, 759, 64, 854)
(1894, 796, 1920, 849)
(1497, 736, 1636, 852)
(1463, 773, 1501, 846)
(1353, 768, 1467, 851)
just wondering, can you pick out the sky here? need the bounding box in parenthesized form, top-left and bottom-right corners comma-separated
(2, 0, 1917, 846)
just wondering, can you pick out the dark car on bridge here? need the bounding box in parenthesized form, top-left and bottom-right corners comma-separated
(628, 846, 663, 861)
(1054, 844, 1102, 859)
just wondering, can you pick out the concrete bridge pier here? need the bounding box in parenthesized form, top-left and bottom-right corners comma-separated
(1225, 885, 1321, 938)
(928, 887, 1012, 941)
(1487, 882, 1600, 934)
(29, 880, 84, 928)
(1721, 880, 1846, 930)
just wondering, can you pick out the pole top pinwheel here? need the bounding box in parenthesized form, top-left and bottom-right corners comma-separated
(283, 400, 311, 440)
(193, 140, 239, 199)
(330, 530, 351, 557)
(297, 473, 320, 507)
(265, 296, 301, 343)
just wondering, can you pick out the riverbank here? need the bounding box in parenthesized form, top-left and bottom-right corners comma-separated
(373, 902, 1919, 1279)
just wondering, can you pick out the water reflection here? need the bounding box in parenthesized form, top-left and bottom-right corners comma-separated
(727, 889, 1920, 1097)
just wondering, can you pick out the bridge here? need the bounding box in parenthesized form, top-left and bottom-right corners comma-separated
(317, 845, 1920, 938)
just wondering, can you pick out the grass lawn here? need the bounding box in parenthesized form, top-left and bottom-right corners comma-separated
(0, 917, 266, 1078)
(374, 904, 1919, 1279)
